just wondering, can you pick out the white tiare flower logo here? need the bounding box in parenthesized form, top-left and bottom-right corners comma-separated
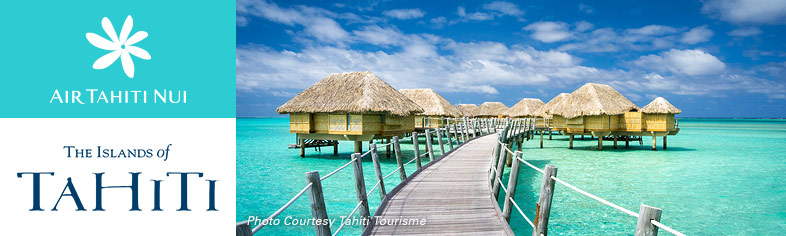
(86, 15, 150, 78)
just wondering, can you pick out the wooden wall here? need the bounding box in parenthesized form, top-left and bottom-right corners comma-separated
(289, 112, 415, 136)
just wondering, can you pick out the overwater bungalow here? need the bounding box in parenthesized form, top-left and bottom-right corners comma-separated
(534, 93, 571, 131)
(399, 88, 462, 130)
(276, 71, 423, 156)
(639, 97, 681, 149)
(456, 104, 480, 117)
(551, 83, 639, 150)
(505, 98, 545, 119)
(476, 102, 509, 118)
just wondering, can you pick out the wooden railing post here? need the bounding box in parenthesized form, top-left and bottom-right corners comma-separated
(350, 153, 371, 229)
(635, 204, 663, 236)
(470, 119, 478, 138)
(492, 143, 508, 200)
(305, 171, 331, 236)
(452, 120, 461, 143)
(446, 119, 454, 150)
(436, 127, 445, 156)
(533, 165, 557, 236)
(370, 144, 387, 201)
(463, 118, 470, 141)
(425, 129, 435, 161)
(412, 132, 422, 169)
(392, 137, 407, 181)
(489, 125, 508, 183)
(236, 221, 252, 236)
(502, 151, 523, 222)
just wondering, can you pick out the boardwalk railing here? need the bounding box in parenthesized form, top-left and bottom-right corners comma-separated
(490, 121, 687, 236)
(237, 117, 500, 236)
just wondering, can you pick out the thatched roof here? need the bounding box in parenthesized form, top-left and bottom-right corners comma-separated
(276, 71, 423, 116)
(534, 93, 571, 118)
(552, 83, 638, 119)
(399, 89, 462, 117)
(641, 97, 681, 114)
(477, 102, 509, 117)
(506, 98, 545, 117)
(456, 104, 480, 117)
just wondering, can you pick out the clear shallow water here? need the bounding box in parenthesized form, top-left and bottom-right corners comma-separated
(237, 118, 786, 235)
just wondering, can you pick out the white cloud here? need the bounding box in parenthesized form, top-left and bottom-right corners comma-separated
(578, 4, 593, 14)
(236, 0, 349, 43)
(524, 21, 573, 43)
(633, 49, 726, 76)
(625, 25, 678, 36)
(558, 23, 712, 52)
(681, 25, 714, 44)
(352, 25, 404, 46)
(236, 38, 604, 96)
(457, 6, 494, 21)
(575, 21, 594, 32)
(430, 17, 447, 28)
(483, 1, 524, 16)
(729, 27, 763, 36)
(382, 8, 425, 20)
(702, 0, 786, 24)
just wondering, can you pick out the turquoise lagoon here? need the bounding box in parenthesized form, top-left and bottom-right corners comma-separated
(237, 118, 786, 235)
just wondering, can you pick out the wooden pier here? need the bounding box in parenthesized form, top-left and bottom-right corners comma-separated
(239, 118, 686, 236)
(366, 134, 513, 235)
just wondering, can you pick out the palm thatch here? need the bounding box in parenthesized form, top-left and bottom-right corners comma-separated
(641, 97, 681, 114)
(477, 102, 509, 117)
(534, 93, 571, 118)
(552, 83, 638, 119)
(506, 98, 545, 117)
(276, 71, 423, 116)
(399, 89, 462, 117)
(456, 104, 480, 117)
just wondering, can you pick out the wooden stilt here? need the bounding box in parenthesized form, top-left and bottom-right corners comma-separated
(581, 135, 584, 140)
(506, 142, 513, 167)
(548, 128, 552, 140)
(598, 135, 603, 151)
(663, 136, 667, 150)
(299, 138, 305, 157)
(626, 137, 629, 148)
(385, 138, 391, 158)
(569, 135, 574, 149)
(354, 141, 362, 153)
(652, 134, 657, 151)
(540, 129, 544, 149)
(333, 142, 338, 155)
(613, 135, 618, 149)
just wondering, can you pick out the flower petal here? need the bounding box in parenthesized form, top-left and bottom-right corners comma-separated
(124, 31, 148, 46)
(86, 33, 119, 51)
(121, 51, 135, 78)
(92, 50, 122, 69)
(119, 15, 133, 44)
(101, 17, 120, 44)
(126, 46, 151, 60)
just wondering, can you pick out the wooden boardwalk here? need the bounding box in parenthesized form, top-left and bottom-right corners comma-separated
(367, 134, 514, 235)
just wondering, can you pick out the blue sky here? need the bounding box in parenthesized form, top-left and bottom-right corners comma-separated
(236, 0, 786, 118)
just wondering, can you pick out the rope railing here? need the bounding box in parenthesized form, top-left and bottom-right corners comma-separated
(331, 200, 364, 236)
(367, 181, 380, 198)
(491, 121, 685, 236)
(242, 118, 502, 236)
(651, 219, 687, 236)
(549, 176, 639, 218)
(320, 157, 357, 181)
(251, 182, 313, 233)
(510, 197, 535, 227)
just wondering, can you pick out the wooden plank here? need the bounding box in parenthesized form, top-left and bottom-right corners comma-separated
(368, 134, 512, 236)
